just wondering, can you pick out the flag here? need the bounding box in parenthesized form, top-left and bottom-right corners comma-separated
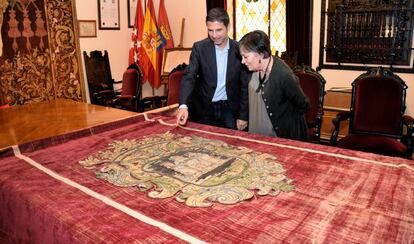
(157, 0, 174, 84)
(128, 0, 151, 84)
(128, 0, 144, 65)
(158, 0, 174, 49)
(142, 0, 166, 89)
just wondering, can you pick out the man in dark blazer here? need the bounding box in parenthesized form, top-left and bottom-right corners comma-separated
(176, 8, 249, 130)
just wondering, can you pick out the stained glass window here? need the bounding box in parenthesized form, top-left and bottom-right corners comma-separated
(229, 0, 286, 55)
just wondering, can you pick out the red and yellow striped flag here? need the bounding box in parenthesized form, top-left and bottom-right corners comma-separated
(142, 0, 166, 89)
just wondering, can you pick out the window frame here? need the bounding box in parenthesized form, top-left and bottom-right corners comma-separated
(317, 0, 414, 73)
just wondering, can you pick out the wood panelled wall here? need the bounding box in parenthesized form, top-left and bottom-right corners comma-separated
(0, 0, 84, 106)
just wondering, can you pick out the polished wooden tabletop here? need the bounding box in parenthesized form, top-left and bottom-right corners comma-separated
(0, 99, 138, 149)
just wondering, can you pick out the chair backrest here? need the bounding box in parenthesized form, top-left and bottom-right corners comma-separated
(293, 65, 326, 142)
(124, 63, 143, 99)
(110, 65, 142, 112)
(281, 51, 298, 69)
(83, 50, 114, 92)
(349, 67, 407, 138)
(121, 69, 140, 97)
(166, 63, 187, 106)
(167, 69, 184, 105)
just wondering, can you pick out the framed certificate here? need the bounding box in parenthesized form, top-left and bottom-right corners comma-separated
(78, 20, 97, 38)
(98, 0, 120, 30)
(128, 0, 137, 28)
(128, 0, 146, 28)
(161, 48, 192, 76)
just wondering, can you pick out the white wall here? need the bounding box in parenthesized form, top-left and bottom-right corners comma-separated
(75, 0, 206, 98)
(312, 0, 414, 117)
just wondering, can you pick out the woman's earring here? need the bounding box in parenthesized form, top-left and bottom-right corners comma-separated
(259, 59, 261, 64)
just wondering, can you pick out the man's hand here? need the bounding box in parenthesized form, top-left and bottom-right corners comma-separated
(176, 108, 189, 126)
(237, 119, 248, 130)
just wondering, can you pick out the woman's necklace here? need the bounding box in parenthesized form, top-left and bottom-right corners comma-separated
(257, 57, 272, 93)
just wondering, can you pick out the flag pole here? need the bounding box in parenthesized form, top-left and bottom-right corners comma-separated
(178, 18, 185, 48)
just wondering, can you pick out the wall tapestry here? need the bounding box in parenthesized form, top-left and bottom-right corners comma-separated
(0, 0, 83, 105)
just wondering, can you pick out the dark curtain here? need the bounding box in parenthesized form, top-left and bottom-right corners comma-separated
(286, 0, 312, 65)
(206, 0, 225, 12)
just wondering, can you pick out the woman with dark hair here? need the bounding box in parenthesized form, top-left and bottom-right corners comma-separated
(239, 30, 309, 141)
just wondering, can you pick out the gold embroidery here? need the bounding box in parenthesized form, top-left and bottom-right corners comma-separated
(0, 0, 82, 105)
(79, 132, 294, 207)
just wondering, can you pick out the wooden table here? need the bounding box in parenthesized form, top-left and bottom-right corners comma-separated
(1, 106, 413, 243)
(0, 99, 138, 149)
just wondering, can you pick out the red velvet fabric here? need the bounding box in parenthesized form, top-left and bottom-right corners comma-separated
(297, 72, 322, 125)
(0, 104, 10, 110)
(116, 69, 140, 109)
(167, 70, 183, 105)
(353, 76, 403, 134)
(337, 134, 407, 158)
(1, 114, 413, 243)
(0, 156, 183, 243)
(120, 69, 139, 97)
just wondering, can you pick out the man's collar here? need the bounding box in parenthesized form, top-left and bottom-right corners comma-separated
(215, 37, 230, 51)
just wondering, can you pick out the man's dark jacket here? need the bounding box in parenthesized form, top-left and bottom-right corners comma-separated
(179, 38, 249, 122)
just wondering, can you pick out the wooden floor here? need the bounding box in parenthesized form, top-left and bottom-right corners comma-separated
(0, 99, 138, 149)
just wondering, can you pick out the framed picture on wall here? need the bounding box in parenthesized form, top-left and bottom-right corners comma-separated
(128, 0, 137, 28)
(128, 0, 146, 28)
(161, 48, 192, 76)
(98, 0, 120, 30)
(78, 20, 97, 38)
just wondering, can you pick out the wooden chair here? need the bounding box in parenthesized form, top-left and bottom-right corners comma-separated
(110, 64, 142, 112)
(83, 50, 120, 105)
(166, 63, 187, 106)
(293, 64, 326, 143)
(166, 69, 183, 106)
(330, 67, 414, 159)
(110, 63, 167, 112)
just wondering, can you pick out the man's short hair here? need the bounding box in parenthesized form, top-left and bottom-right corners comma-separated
(206, 8, 229, 27)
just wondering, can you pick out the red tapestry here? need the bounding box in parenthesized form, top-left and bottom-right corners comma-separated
(0, 114, 413, 243)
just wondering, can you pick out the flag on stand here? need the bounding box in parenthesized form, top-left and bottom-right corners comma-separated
(157, 0, 174, 83)
(128, 0, 143, 65)
(128, 0, 151, 84)
(142, 0, 166, 89)
(158, 0, 174, 48)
